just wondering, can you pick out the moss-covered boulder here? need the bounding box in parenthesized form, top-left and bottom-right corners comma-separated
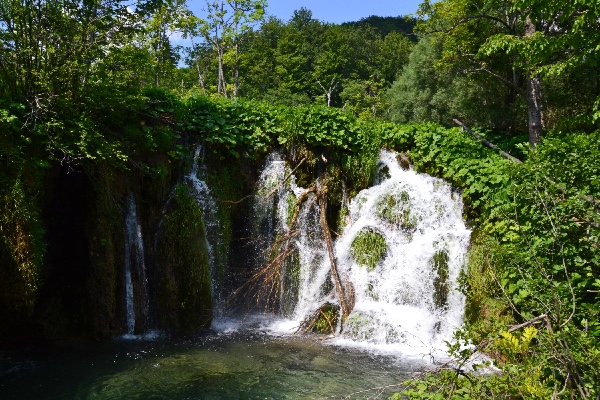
(350, 228, 387, 271)
(431, 249, 449, 309)
(375, 190, 417, 232)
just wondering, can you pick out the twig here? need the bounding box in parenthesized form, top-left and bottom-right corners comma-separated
(508, 314, 547, 333)
(216, 195, 253, 204)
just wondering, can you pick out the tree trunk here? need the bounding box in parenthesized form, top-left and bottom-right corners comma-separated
(217, 44, 227, 97)
(526, 72, 543, 148)
(525, 16, 543, 148)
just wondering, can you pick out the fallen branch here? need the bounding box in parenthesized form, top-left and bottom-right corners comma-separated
(216, 195, 253, 204)
(453, 119, 599, 209)
(453, 118, 522, 164)
(508, 313, 547, 333)
(317, 183, 352, 320)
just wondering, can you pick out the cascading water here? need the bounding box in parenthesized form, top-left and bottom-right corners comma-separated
(253, 149, 470, 358)
(123, 193, 149, 336)
(334, 150, 470, 356)
(185, 144, 223, 306)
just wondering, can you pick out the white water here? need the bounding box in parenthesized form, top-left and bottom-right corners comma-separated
(185, 144, 222, 306)
(250, 149, 470, 360)
(123, 193, 148, 336)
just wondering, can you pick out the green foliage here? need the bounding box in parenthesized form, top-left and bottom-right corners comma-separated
(350, 229, 387, 271)
(386, 36, 524, 132)
(184, 95, 282, 157)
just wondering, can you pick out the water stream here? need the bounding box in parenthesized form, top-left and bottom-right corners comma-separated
(186, 143, 225, 307)
(123, 193, 149, 337)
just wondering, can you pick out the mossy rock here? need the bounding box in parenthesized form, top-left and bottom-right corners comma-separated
(431, 249, 449, 309)
(156, 184, 213, 331)
(375, 191, 417, 232)
(350, 228, 387, 271)
(374, 164, 391, 184)
(396, 153, 411, 170)
(311, 303, 340, 334)
(345, 311, 376, 340)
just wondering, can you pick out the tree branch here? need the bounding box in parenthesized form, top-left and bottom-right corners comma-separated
(453, 119, 523, 163)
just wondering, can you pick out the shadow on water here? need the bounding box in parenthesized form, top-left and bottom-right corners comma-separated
(0, 327, 425, 400)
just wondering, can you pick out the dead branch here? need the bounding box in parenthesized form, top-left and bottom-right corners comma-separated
(453, 119, 523, 163)
(317, 184, 352, 320)
(216, 195, 253, 204)
(508, 314, 548, 333)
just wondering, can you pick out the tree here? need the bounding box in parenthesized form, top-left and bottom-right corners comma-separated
(239, 16, 284, 99)
(417, 0, 600, 146)
(143, 0, 191, 88)
(192, 0, 266, 97)
(386, 35, 524, 129)
(0, 0, 156, 103)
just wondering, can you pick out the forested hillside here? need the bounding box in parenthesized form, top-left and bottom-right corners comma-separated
(1, 0, 599, 398)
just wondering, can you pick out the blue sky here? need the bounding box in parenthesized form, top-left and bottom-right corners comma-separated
(261, 0, 423, 23)
(186, 1, 423, 24)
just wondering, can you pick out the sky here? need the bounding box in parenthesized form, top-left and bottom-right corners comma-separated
(260, 0, 422, 24)
(187, 0, 424, 25)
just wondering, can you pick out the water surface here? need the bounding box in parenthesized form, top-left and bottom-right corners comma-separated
(0, 327, 424, 399)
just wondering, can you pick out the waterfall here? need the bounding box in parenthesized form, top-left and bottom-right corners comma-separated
(123, 193, 149, 336)
(185, 144, 222, 305)
(252, 152, 300, 314)
(335, 150, 470, 355)
(255, 149, 470, 357)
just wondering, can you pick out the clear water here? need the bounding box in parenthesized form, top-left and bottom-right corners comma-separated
(0, 321, 423, 399)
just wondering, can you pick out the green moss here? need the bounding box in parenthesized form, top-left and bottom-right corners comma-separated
(280, 250, 300, 317)
(375, 190, 417, 231)
(431, 249, 450, 309)
(350, 229, 387, 271)
(460, 231, 514, 342)
(286, 192, 297, 226)
(337, 206, 349, 235)
(312, 303, 340, 334)
(157, 184, 212, 331)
